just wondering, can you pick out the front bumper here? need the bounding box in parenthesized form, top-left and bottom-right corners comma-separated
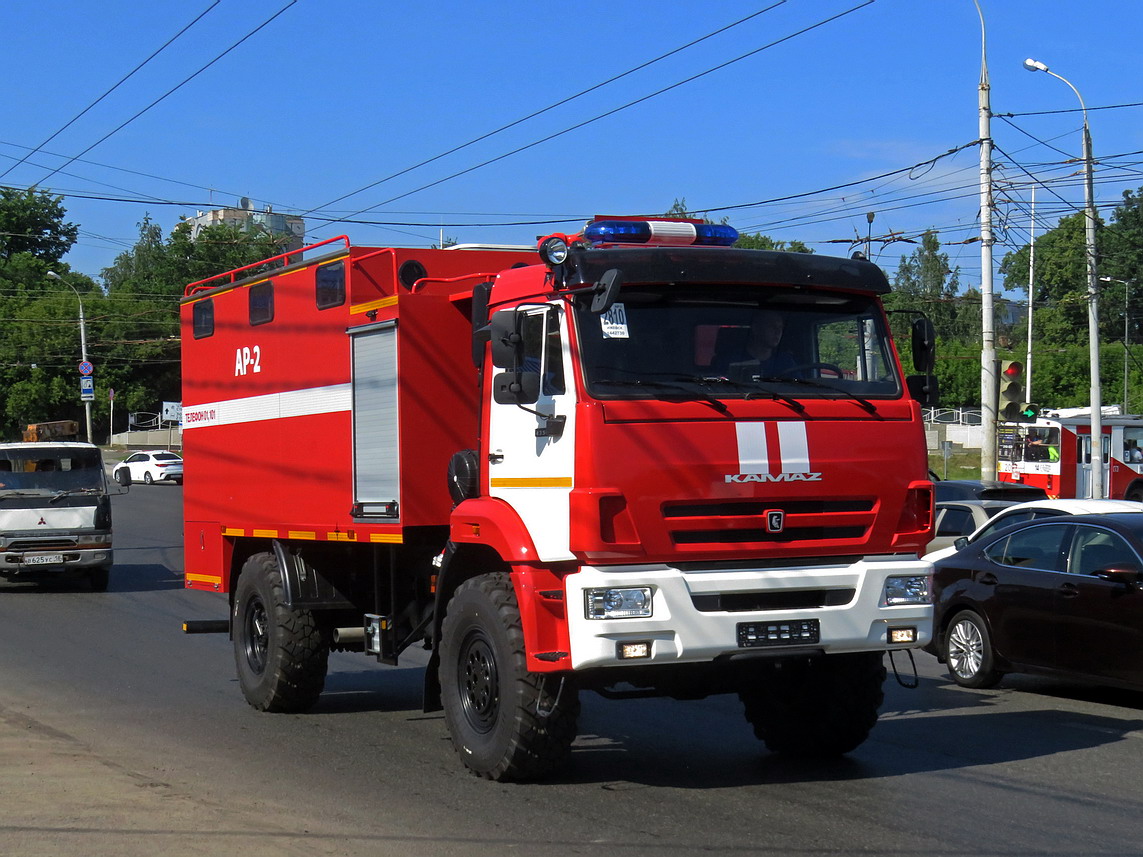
(1, 544, 113, 576)
(564, 557, 932, 670)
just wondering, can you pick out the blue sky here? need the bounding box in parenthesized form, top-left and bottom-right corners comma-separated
(3, 0, 1140, 294)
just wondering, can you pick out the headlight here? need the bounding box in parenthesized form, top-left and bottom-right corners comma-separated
(882, 575, 931, 606)
(585, 587, 653, 619)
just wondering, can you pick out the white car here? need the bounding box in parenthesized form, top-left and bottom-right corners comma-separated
(113, 450, 183, 485)
(924, 498, 1143, 562)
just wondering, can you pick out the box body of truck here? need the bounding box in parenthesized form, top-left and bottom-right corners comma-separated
(180, 223, 935, 779)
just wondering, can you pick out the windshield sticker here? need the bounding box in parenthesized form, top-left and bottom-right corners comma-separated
(601, 303, 629, 339)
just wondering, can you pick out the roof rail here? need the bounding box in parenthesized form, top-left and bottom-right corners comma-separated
(184, 235, 351, 296)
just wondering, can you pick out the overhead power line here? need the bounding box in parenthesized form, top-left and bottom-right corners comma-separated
(34, 1, 298, 186)
(0, 2, 221, 182)
(314, 0, 878, 233)
(300, 2, 789, 218)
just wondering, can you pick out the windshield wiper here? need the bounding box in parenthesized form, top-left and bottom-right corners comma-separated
(687, 375, 806, 414)
(754, 376, 879, 414)
(593, 378, 729, 414)
(49, 487, 103, 503)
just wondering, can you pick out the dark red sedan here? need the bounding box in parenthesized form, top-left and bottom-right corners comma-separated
(927, 512, 1143, 690)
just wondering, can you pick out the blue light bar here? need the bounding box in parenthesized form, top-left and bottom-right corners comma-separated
(583, 219, 739, 247)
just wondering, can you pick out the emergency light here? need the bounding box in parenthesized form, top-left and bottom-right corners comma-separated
(583, 219, 739, 247)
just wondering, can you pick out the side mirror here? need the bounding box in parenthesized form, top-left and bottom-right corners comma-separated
(953, 536, 969, 551)
(911, 317, 936, 373)
(493, 370, 540, 405)
(907, 373, 940, 406)
(591, 268, 623, 314)
(490, 310, 523, 369)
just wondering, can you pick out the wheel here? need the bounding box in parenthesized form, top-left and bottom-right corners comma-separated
(115, 468, 129, 486)
(233, 552, 329, 712)
(143, 471, 153, 485)
(439, 573, 579, 781)
(1126, 487, 1143, 502)
(943, 610, 1002, 688)
(89, 565, 110, 592)
(739, 652, 886, 757)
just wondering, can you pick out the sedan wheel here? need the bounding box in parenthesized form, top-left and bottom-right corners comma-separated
(944, 610, 1002, 689)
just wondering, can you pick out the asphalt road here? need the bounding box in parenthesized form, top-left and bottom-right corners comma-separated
(4, 484, 1143, 856)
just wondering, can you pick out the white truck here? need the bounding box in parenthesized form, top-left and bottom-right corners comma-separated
(0, 442, 115, 591)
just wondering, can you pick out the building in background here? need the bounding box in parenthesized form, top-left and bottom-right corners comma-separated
(186, 197, 305, 252)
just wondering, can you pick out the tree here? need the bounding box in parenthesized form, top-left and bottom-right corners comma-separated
(0, 188, 78, 264)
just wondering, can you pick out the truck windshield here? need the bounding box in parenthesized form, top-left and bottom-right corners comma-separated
(573, 285, 902, 401)
(0, 448, 104, 494)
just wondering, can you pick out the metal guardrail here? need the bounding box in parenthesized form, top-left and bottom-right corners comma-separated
(924, 408, 982, 426)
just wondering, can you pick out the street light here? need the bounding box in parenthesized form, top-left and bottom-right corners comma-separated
(46, 270, 92, 444)
(1100, 276, 1132, 412)
(1024, 57, 1102, 498)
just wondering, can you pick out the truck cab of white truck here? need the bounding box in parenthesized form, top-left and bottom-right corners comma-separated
(0, 442, 115, 591)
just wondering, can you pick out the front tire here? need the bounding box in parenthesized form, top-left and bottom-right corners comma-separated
(739, 652, 886, 757)
(89, 565, 110, 592)
(439, 573, 579, 781)
(943, 609, 1002, 688)
(233, 552, 329, 712)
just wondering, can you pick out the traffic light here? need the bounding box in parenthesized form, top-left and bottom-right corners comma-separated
(999, 360, 1026, 421)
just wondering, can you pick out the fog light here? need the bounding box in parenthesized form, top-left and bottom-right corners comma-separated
(888, 626, 917, 644)
(585, 587, 652, 619)
(617, 641, 652, 659)
(882, 575, 931, 606)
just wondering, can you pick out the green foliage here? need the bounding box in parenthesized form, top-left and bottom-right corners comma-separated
(0, 206, 287, 441)
(0, 188, 77, 263)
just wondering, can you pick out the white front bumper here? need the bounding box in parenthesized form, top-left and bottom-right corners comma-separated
(564, 557, 932, 670)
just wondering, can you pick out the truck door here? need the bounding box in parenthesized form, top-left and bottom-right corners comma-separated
(486, 305, 575, 561)
(1077, 433, 1111, 500)
(350, 321, 400, 518)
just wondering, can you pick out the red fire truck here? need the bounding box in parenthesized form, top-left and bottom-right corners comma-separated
(179, 218, 938, 780)
(997, 410, 1143, 500)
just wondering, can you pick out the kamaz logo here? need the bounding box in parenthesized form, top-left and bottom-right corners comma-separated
(725, 472, 822, 483)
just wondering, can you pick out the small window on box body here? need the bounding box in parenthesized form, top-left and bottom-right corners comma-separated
(316, 260, 345, 309)
(193, 299, 215, 339)
(249, 281, 274, 326)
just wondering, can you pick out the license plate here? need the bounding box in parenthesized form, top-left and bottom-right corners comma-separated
(24, 554, 64, 566)
(737, 619, 820, 648)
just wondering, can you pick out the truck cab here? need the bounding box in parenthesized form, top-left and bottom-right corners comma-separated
(0, 442, 114, 591)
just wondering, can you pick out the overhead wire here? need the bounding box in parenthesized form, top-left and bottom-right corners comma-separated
(313, 0, 878, 234)
(299, 1, 790, 219)
(34, 1, 299, 186)
(0, 2, 221, 182)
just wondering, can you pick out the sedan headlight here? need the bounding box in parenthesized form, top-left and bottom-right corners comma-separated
(882, 575, 931, 606)
(585, 587, 653, 619)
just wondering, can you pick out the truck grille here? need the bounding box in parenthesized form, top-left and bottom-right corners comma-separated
(6, 538, 78, 551)
(662, 498, 875, 548)
(692, 588, 856, 612)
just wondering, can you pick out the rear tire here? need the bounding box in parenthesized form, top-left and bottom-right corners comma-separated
(143, 472, 153, 485)
(233, 552, 329, 712)
(943, 609, 1002, 688)
(439, 573, 579, 780)
(739, 652, 886, 757)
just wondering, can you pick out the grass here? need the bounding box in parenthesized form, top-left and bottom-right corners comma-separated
(929, 446, 982, 481)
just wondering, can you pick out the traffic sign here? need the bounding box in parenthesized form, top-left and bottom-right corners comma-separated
(80, 376, 94, 402)
(78, 361, 93, 376)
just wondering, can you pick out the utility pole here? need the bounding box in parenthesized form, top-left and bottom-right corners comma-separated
(975, 0, 998, 481)
(1026, 187, 1036, 403)
(47, 271, 93, 445)
(1024, 58, 1102, 498)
